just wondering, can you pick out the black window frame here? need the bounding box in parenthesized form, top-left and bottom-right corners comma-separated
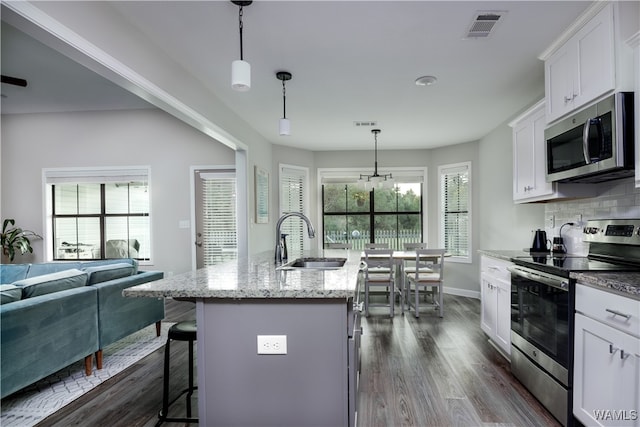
(51, 183, 150, 261)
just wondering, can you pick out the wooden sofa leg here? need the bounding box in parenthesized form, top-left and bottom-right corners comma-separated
(85, 355, 93, 375)
(156, 321, 161, 337)
(95, 349, 103, 370)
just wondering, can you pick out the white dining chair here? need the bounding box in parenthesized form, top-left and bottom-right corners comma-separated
(363, 249, 395, 317)
(404, 249, 445, 318)
(326, 242, 352, 249)
(364, 243, 389, 249)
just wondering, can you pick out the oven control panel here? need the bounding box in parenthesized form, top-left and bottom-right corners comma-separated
(583, 219, 640, 244)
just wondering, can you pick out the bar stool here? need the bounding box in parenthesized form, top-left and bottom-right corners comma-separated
(156, 320, 198, 425)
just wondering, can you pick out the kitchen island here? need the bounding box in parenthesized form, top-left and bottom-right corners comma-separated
(124, 250, 363, 427)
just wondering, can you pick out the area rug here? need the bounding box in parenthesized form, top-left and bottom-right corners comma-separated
(0, 322, 173, 426)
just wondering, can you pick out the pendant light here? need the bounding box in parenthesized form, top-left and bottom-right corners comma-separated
(231, 1, 252, 91)
(358, 129, 393, 189)
(276, 71, 292, 136)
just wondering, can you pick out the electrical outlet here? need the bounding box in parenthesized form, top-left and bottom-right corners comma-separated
(257, 335, 287, 355)
(547, 215, 555, 228)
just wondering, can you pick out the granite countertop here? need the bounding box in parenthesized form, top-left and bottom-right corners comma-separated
(478, 249, 528, 262)
(124, 250, 362, 300)
(571, 272, 640, 300)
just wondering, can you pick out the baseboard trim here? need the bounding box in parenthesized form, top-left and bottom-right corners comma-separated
(443, 286, 480, 300)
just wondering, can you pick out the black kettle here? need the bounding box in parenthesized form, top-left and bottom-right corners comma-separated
(531, 229, 550, 253)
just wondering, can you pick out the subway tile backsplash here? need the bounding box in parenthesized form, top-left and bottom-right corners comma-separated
(544, 177, 640, 255)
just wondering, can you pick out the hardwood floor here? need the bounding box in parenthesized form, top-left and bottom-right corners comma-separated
(38, 296, 561, 427)
(358, 295, 560, 426)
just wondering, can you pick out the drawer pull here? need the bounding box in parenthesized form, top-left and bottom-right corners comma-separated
(605, 308, 632, 320)
(609, 344, 618, 355)
(620, 349, 629, 360)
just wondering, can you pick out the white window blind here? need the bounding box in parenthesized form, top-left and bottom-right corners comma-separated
(439, 162, 471, 262)
(279, 165, 308, 254)
(200, 171, 237, 264)
(44, 167, 149, 184)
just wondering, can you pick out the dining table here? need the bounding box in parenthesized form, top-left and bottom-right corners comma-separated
(360, 249, 449, 313)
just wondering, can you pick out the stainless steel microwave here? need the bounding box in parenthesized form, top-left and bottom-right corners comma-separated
(545, 92, 635, 183)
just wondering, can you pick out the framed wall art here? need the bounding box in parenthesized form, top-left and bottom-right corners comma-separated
(254, 166, 269, 224)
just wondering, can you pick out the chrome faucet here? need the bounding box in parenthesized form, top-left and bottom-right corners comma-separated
(275, 212, 316, 263)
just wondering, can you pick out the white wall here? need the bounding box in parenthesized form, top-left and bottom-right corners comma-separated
(3, 1, 275, 255)
(1, 109, 234, 274)
(477, 117, 546, 252)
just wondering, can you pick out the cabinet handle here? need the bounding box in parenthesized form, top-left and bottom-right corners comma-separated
(605, 308, 632, 320)
(620, 349, 629, 360)
(609, 344, 618, 354)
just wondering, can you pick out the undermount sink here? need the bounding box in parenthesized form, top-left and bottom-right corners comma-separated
(278, 257, 347, 270)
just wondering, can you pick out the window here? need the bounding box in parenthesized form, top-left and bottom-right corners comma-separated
(279, 165, 309, 254)
(45, 167, 151, 261)
(439, 162, 471, 263)
(320, 169, 424, 250)
(198, 170, 237, 265)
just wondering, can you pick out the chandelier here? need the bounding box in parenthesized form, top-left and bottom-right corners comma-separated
(358, 129, 393, 189)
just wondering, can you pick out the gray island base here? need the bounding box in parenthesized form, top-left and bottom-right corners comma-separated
(124, 250, 362, 426)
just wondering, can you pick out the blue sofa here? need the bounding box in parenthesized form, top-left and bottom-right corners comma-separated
(0, 259, 164, 399)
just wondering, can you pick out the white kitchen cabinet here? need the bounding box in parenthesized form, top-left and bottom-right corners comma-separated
(545, 3, 614, 123)
(542, 1, 639, 125)
(511, 100, 554, 203)
(574, 284, 640, 427)
(509, 100, 593, 203)
(480, 255, 512, 357)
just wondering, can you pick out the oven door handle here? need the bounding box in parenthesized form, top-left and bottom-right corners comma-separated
(508, 266, 569, 291)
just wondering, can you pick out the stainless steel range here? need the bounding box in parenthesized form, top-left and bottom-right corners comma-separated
(509, 219, 640, 427)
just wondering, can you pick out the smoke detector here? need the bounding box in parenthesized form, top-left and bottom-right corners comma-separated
(464, 11, 506, 39)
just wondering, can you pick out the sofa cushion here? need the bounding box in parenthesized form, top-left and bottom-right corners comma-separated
(13, 269, 88, 298)
(84, 263, 135, 285)
(27, 262, 83, 278)
(0, 264, 30, 283)
(0, 284, 22, 304)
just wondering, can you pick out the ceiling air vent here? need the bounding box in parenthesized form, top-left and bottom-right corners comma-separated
(353, 121, 378, 127)
(465, 11, 506, 39)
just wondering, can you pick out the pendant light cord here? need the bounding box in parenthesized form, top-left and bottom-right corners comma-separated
(373, 130, 379, 176)
(238, 6, 244, 60)
(282, 79, 287, 119)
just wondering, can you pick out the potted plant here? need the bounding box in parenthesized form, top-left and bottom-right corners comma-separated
(1, 219, 42, 262)
(353, 192, 367, 207)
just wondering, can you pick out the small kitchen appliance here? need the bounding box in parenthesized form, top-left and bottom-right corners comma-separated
(530, 229, 550, 252)
(545, 92, 635, 183)
(509, 219, 640, 427)
(552, 237, 566, 254)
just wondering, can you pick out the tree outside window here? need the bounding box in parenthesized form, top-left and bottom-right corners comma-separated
(323, 182, 422, 250)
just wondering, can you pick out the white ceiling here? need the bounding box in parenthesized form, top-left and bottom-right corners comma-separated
(1, 1, 592, 151)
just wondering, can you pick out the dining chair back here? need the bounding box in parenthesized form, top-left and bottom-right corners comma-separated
(326, 243, 352, 249)
(405, 249, 445, 318)
(365, 243, 389, 249)
(403, 242, 428, 250)
(363, 249, 395, 317)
